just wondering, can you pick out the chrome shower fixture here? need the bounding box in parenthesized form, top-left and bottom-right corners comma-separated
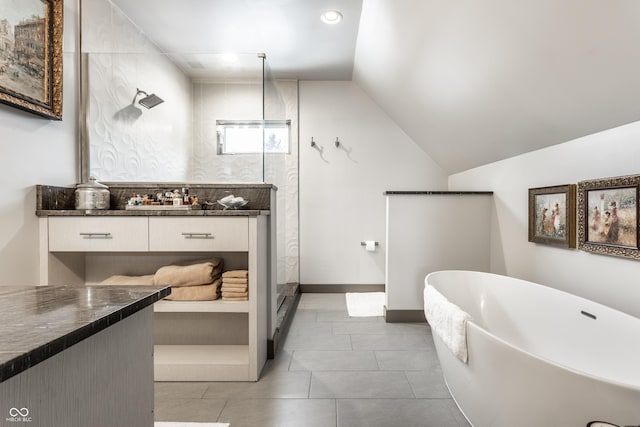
(134, 88, 164, 109)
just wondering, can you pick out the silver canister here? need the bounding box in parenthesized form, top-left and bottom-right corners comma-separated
(75, 177, 110, 210)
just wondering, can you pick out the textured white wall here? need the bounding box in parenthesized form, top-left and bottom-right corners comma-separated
(0, 2, 78, 286)
(83, 0, 193, 182)
(299, 81, 447, 285)
(449, 120, 640, 318)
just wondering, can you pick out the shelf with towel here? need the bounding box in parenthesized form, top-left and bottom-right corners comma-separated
(154, 300, 249, 313)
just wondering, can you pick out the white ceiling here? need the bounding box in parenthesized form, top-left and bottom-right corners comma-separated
(110, 0, 640, 174)
(354, 0, 640, 173)
(110, 0, 363, 80)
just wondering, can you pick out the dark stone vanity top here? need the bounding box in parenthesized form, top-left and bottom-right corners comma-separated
(0, 285, 170, 383)
(36, 183, 275, 217)
(36, 209, 270, 217)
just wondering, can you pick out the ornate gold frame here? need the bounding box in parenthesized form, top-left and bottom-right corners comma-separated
(0, 0, 63, 120)
(577, 174, 640, 260)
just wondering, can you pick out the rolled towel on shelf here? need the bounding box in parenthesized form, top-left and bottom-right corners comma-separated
(164, 279, 222, 301)
(100, 274, 155, 286)
(154, 258, 223, 287)
(423, 284, 472, 363)
(222, 270, 248, 279)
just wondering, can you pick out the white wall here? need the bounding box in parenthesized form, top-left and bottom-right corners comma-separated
(0, 1, 78, 286)
(299, 81, 447, 285)
(449, 120, 640, 318)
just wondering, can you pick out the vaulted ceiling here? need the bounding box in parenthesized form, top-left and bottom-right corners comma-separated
(110, 0, 640, 174)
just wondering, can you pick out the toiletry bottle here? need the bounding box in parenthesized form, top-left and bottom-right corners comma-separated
(173, 190, 182, 206)
(182, 187, 190, 205)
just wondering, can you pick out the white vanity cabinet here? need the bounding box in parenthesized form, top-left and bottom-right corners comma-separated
(38, 213, 270, 382)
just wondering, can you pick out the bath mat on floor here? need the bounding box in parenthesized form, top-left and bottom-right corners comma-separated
(346, 292, 385, 317)
(155, 423, 229, 427)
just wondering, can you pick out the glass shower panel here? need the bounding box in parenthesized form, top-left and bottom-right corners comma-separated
(262, 57, 293, 311)
(84, 52, 265, 183)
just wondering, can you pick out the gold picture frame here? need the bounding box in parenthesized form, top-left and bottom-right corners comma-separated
(0, 0, 63, 120)
(528, 184, 576, 248)
(578, 175, 640, 260)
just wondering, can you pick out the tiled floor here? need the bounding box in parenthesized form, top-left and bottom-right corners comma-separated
(154, 293, 470, 427)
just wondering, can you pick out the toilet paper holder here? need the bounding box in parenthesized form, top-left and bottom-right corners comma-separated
(360, 241, 379, 246)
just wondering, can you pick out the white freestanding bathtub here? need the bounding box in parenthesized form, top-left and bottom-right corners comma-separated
(424, 270, 640, 427)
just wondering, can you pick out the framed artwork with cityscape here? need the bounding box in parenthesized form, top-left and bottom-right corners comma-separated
(0, 0, 62, 120)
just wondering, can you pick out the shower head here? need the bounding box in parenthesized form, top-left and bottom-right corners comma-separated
(134, 88, 164, 109)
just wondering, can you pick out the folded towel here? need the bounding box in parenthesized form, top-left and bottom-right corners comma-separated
(423, 284, 471, 363)
(222, 270, 248, 279)
(100, 274, 155, 286)
(154, 258, 223, 287)
(164, 279, 222, 301)
(222, 296, 248, 301)
(222, 291, 248, 298)
(221, 284, 248, 291)
(222, 277, 248, 285)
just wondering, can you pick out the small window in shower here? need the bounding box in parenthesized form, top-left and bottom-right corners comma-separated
(217, 120, 290, 154)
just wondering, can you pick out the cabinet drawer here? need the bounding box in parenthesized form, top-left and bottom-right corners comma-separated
(149, 217, 248, 252)
(48, 217, 149, 252)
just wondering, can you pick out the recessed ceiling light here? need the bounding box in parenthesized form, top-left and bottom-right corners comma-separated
(321, 10, 343, 25)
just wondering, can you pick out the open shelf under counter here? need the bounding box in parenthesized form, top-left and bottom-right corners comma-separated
(154, 299, 249, 313)
(154, 345, 250, 381)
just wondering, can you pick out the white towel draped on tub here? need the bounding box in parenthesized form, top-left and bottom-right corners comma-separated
(423, 284, 471, 363)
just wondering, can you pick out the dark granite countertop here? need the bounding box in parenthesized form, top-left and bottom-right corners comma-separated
(0, 285, 170, 383)
(36, 209, 270, 217)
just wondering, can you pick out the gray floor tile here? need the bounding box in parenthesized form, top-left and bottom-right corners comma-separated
(218, 398, 337, 427)
(443, 398, 472, 426)
(202, 370, 311, 399)
(405, 370, 451, 398)
(284, 333, 352, 351)
(337, 398, 466, 427)
(290, 310, 318, 323)
(154, 397, 226, 422)
(264, 348, 293, 372)
(298, 294, 348, 311)
(333, 321, 429, 335)
(351, 333, 434, 350)
(316, 310, 384, 323)
(310, 371, 414, 398)
(289, 321, 333, 336)
(154, 382, 209, 399)
(290, 350, 379, 371)
(375, 349, 438, 371)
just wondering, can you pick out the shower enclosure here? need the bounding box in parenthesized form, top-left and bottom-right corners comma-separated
(79, 50, 298, 319)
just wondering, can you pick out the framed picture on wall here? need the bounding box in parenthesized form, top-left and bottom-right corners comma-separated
(0, 0, 63, 120)
(528, 184, 576, 248)
(577, 175, 640, 259)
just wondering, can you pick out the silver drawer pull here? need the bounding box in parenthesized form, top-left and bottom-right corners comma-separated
(79, 232, 112, 238)
(181, 232, 213, 239)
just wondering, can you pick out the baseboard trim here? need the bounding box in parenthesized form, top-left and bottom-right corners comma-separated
(300, 284, 385, 293)
(384, 307, 426, 323)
